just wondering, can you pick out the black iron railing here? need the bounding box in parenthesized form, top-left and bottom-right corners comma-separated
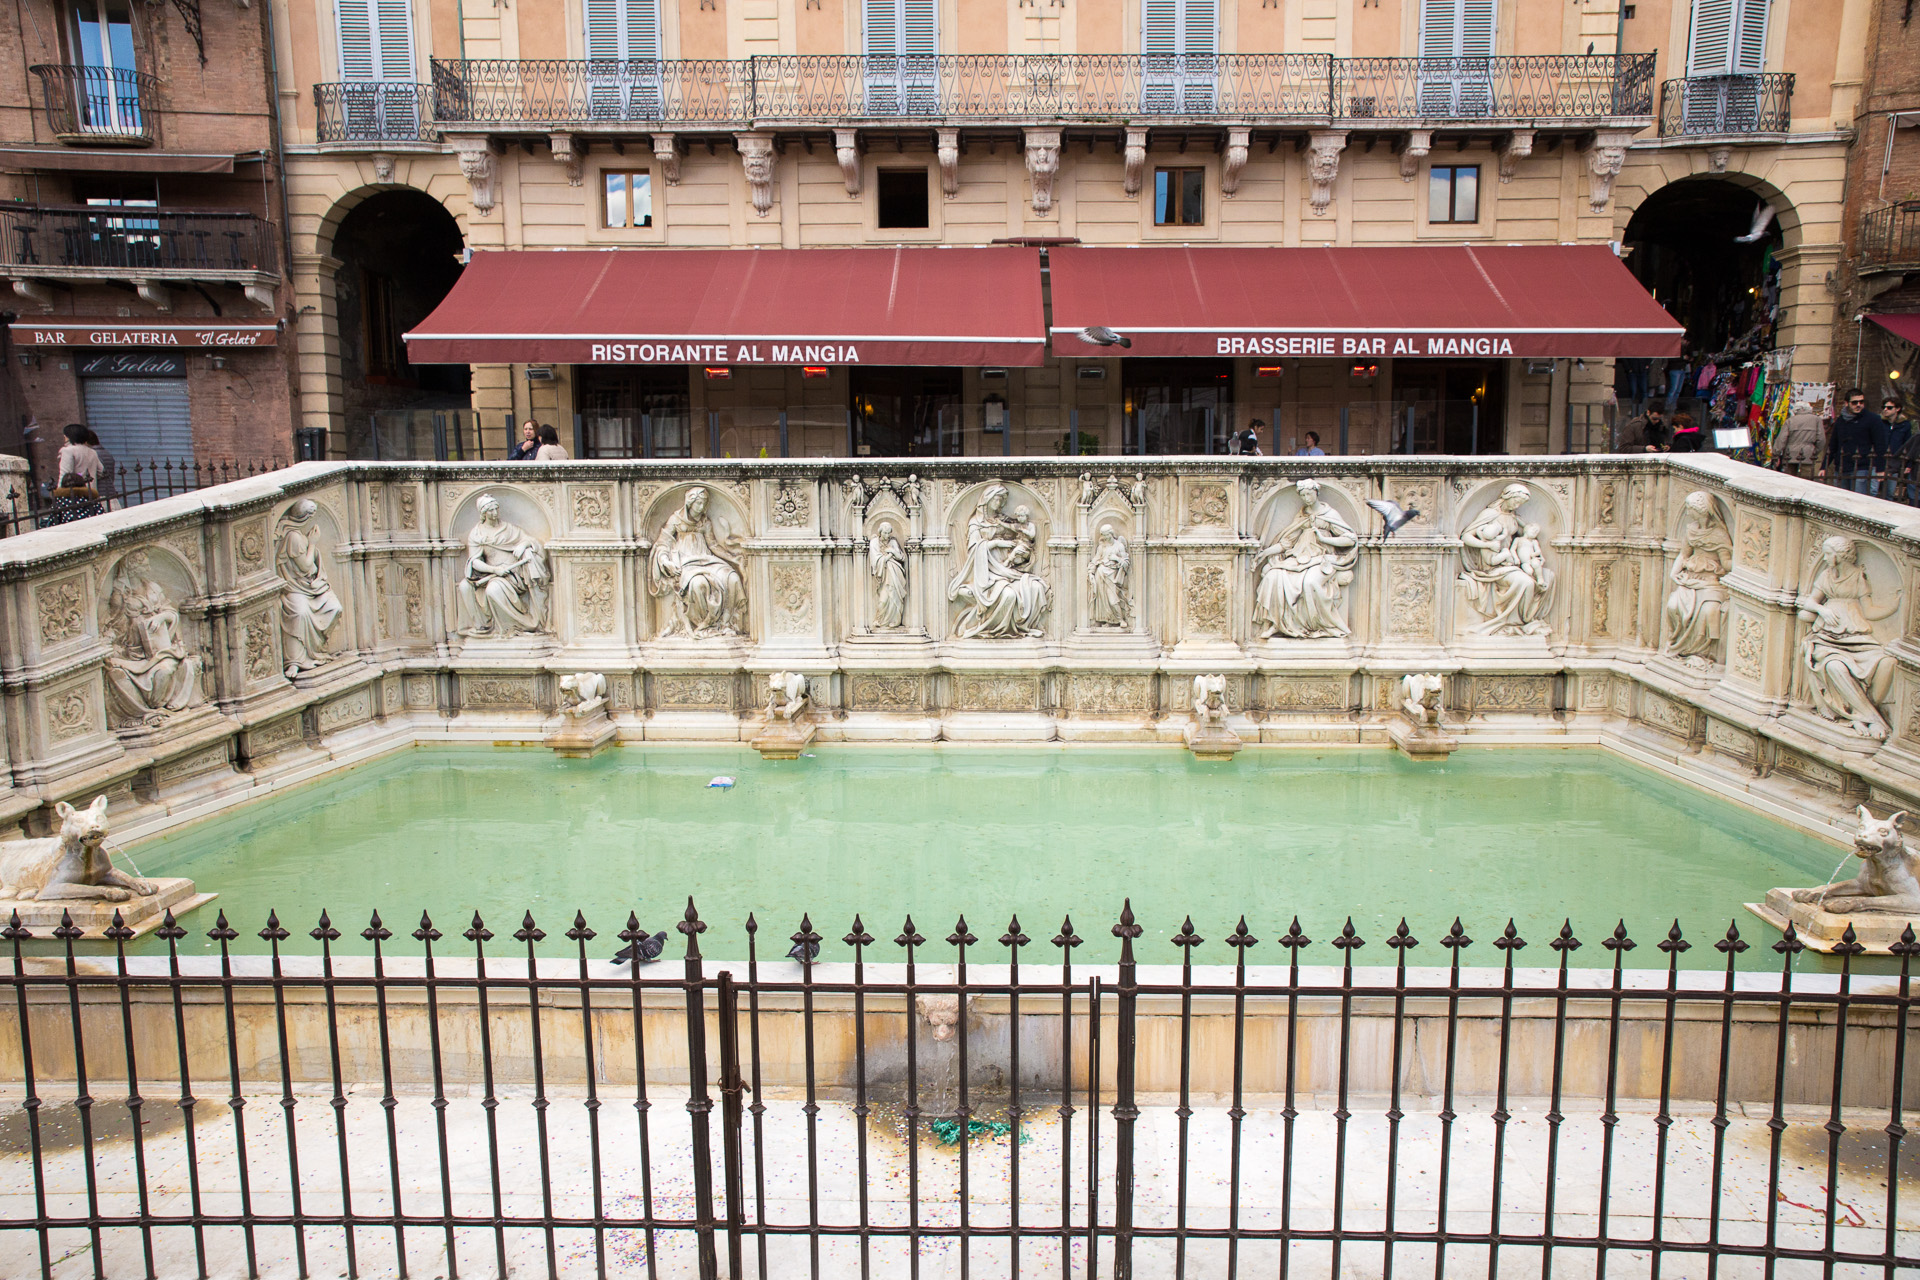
(0, 205, 273, 274)
(4, 898, 1915, 1280)
(313, 82, 431, 143)
(1658, 73, 1795, 136)
(1860, 201, 1920, 273)
(424, 52, 1657, 130)
(28, 64, 157, 144)
(0, 457, 287, 536)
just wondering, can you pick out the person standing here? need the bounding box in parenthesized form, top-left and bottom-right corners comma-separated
(507, 420, 540, 460)
(1621, 357, 1652, 409)
(1622, 404, 1669, 452)
(1883, 396, 1911, 500)
(1668, 411, 1703, 453)
(1778, 398, 1828, 476)
(1295, 431, 1326, 457)
(534, 424, 570, 460)
(46, 423, 104, 525)
(1664, 340, 1694, 413)
(1240, 419, 1265, 456)
(1825, 388, 1888, 494)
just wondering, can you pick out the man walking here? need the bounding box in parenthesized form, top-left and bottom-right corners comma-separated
(1826, 389, 1887, 495)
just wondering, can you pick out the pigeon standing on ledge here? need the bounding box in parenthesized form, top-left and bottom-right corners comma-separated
(611, 930, 669, 965)
(1366, 499, 1420, 537)
(1075, 326, 1132, 348)
(788, 936, 821, 965)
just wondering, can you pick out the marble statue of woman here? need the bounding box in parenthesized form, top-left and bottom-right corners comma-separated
(277, 499, 342, 676)
(1799, 535, 1900, 739)
(103, 550, 203, 727)
(455, 493, 550, 638)
(1252, 479, 1358, 639)
(1086, 524, 1131, 627)
(947, 484, 1052, 639)
(1664, 491, 1732, 667)
(870, 519, 907, 630)
(648, 486, 748, 638)
(1458, 483, 1555, 636)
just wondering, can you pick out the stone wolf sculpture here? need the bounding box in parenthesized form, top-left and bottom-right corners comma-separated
(0, 796, 155, 903)
(1787, 806, 1920, 915)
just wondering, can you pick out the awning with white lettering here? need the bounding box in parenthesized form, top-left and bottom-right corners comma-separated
(9, 319, 279, 348)
(404, 247, 1048, 367)
(1047, 245, 1683, 360)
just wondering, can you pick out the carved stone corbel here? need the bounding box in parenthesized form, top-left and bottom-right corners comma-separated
(1024, 127, 1061, 216)
(1399, 129, 1432, 181)
(134, 280, 172, 313)
(549, 134, 582, 186)
(1498, 129, 1533, 183)
(1306, 130, 1347, 216)
(736, 132, 776, 218)
(372, 152, 395, 184)
(11, 279, 54, 310)
(936, 127, 959, 199)
(1221, 126, 1251, 198)
(834, 129, 861, 196)
(448, 135, 498, 216)
(1708, 145, 1732, 174)
(1586, 129, 1634, 214)
(243, 283, 276, 314)
(651, 133, 681, 186)
(1123, 127, 1148, 195)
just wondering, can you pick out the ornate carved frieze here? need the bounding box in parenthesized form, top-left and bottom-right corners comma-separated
(1737, 512, 1773, 572)
(46, 684, 95, 743)
(318, 687, 373, 732)
(463, 675, 537, 710)
(1578, 674, 1612, 712)
(571, 486, 614, 531)
(36, 575, 86, 646)
(1706, 719, 1757, 759)
(1388, 562, 1437, 639)
(1592, 560, 1614, 637)
(1639, 689, 1697, 740)
(851, 673, 922, 712)
(769, 562, 815, 636)
(242, 614, 278, 685)
(1065, 673, 1153, 715)
(1775, 747, 1846, 792)
(246, 714, 303, 757)
(1467, 675, 1552, 714)
(657, 674, 736, 710)
(404, 674, 437, 710)
(233, 518, 268, 572)
(574, 563, 617, 636)
(954, 674, 1039, 712)
(771, 482, 812, 527)
(1265, 675, 1346, 711)
(1184, 482, 1230, 530)
(1185, 564, 1229, 636)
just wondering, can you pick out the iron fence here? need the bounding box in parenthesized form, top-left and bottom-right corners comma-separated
(313, 82, 432, 143)
(0, 205, 273, 275)
(1860, 201, 1920, 273)
(0, 457, 287, 537)
(1658, 74, 1796, 137)
(424, 53, 1657, 130)
(28, 64, 156, 144)
(3, 898, 1916, 1280)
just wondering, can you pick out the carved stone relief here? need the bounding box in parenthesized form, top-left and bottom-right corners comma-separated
(278, 499, 344, 678)
(1776, 747, 1846, 792)
(771, 483, 811, 528)
(572, 487, 614, 531)
(318, 687, 373, 732)
(1797, 534, 1902, 740)
(1086, 525, 1131, 627)
(1664, 492, 1732, 667)
(949, 483, 1051, 639)
(1467, 676, 1551, 714)
(955, 674, 1039, 712)
(1579, 674, 1612, 712)
(234, 518, 268, 572)
(404, 675, 437, 709)
(1265, 676, 1346, 711)
(1597, 482, 1617, 527)
(1458, 483, 1555, 637)
(657, 674, 735, 710)
(1592, 560, 1614, 637)
(1254, 479, 1357, 639)
(1639, 690, 1697, 740)
(1185, 564, 1229, 636)
(464, 676, 538, 709)
(36, 575, 86, 645)
(1731, 613, 1765, 682)
(47, 685, 95, 742)
(769, 562, 814, 636)
(1706, 719, 1756, 759)
(243, 615, 278, 684)
(1185, 483, 1230, 530)
(454, 492, 551, 639)
(575, 563, 617, 636)
(851, 674, 922, 711)
(1387, 562, 1436, 638)
(1737, 512, 1773, 572)
(100, 549, 205, 729)
(648, 486, 750, 639)
(1065, 673, 1153, 715)
(247, 714, 303, 757)
(397, 487, 418, 531)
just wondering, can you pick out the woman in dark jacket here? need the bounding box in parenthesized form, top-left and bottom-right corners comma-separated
(1668, 411, 1703, 452)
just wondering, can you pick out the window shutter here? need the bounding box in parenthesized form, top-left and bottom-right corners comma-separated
(1142, 0, 1178, 55)
(1419, 0, 1459, 58)
(1732, 0, 1768, 72)
(584, 0, 620, 58)
(901, 0, 937, 56)
(1687, 0, 1736, 76)
(1459, 0, 1495, 58)
(336, 0, 376, 81)
(864, 0, 900, 57)
(625, 0, 660, 61)
(1181, 0, 1217, 56)
(371, 0, 414, 80)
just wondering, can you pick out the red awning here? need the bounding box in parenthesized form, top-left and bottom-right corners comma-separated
(405, 247, 1047, 366)
(1871, 313, 1920, 346)
(1048, 245, 1683, 360)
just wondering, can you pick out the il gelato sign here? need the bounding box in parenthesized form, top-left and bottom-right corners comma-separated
(10, 321, 280, 349)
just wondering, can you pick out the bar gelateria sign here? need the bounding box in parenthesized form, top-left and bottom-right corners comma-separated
(9, 320, 280, 349)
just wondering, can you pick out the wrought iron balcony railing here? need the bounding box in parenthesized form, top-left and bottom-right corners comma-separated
(314, 81, 432, 143)
(0, 205, 274, 276)
(29, 64, 157, 145)
(1658, 73, 1795, 136)
(1859, 200, 1920, 274)
(423, 52, 1657, 131)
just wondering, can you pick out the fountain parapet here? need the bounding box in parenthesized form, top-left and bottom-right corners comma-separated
(1747, 806, 1920, 953)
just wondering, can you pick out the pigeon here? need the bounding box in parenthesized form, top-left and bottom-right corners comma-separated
(1075, 326, 1132, 349)
(1365, 498, 1420, 537)
(1734, 201, 1776, 244)
(611, 930, 668, 965)
(787, 937, 821, 965)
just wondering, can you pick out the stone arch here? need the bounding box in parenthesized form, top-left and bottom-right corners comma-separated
(1614, 168, 1802, 252)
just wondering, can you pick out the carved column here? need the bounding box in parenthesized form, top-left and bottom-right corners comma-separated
(448, 135, 498, 216)
(1306, 130, 1347, 216)
(936, 127, 960, 199)
(835, 128, 861, 196)
(1586, 130, 1634, 214)
(736, 132, 776, 218)
(651, 133, 681, 185)
(549, 133, 582, 186)
(1399, 129, 1432, 181)
(1024, 127, 1061, 216)
(1498, 129, 1533, 183)
(1123, 127, 1148, 195)
(1221, 126, 1251, 198)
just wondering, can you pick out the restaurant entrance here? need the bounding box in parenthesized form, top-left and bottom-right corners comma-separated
(1393, 360, 1507, 454)
(576, 366, 693, 457)
(1122, 359, 1232, 454)
(850, 367, 962, 457)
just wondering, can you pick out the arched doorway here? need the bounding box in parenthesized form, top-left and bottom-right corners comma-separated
(1621, 177, 1786, 403)
(328, 189, 468, 458)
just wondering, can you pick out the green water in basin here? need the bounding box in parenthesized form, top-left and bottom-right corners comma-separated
(90, 744, 1852, 970)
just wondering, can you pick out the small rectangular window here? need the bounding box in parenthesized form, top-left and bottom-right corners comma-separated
(876, 168, 930, 229)
(603, 170, 652, 228)
(1427, 164, 1479, 224)
(1154, 166, 1205, 226)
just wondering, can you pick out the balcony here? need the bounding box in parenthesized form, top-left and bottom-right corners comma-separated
(423, 52, 1656, 133)
(1658, 74, 1794, 137)
(314, 82, 432, 144)
(29, 64, 157, 146)
(1859, 201, 1920, 275)
(0, 205, 277, 308)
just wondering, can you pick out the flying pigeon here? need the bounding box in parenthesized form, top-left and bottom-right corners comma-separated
(1365, 498, 1420, 537)
(1075, 326, 1132, 348)
(787, 936, 821, 965)
(611, 930, 668, 965)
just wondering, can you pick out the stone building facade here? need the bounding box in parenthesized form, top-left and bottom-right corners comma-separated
(0, 0, 297, 479)
(272, 0, 1863, 460)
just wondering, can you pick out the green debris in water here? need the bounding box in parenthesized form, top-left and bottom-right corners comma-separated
(929, 1118, 1029, 1146)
